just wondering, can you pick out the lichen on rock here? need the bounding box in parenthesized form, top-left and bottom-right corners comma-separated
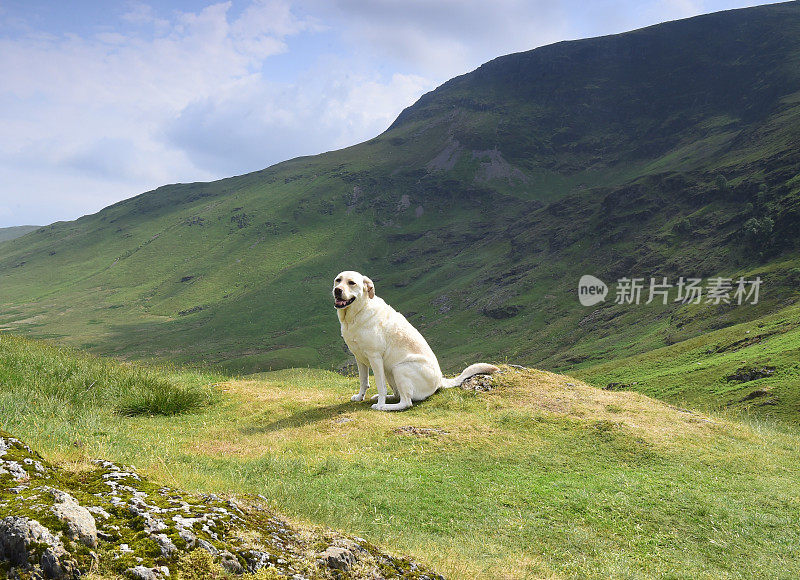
(1, 430, 444, 579)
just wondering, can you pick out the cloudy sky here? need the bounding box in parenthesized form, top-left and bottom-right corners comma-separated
(0, 0, 777, 227)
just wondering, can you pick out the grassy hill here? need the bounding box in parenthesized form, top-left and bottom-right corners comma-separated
(576, 298, 800, 423)
(2, 334, 799, 578)
(0, 225, 39, 243)
(0, 2, 798, 417)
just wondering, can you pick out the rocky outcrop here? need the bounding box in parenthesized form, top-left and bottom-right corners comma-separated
(1, 430, 444, 579)
(47, 487, 99, 548)
(0, 516, 80, 578)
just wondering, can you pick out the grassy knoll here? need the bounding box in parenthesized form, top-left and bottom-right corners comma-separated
(2, 334, 799, 579)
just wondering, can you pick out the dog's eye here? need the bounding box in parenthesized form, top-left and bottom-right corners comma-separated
(348, 281, 356, 286)
(335, 278, 341, 283)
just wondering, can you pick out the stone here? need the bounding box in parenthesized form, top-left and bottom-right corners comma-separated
(220, 550, 244, 574)
(243, 549, 275, 572)
(87, 505, 111, 519)
(461, 374, 495, 392)
(197, 538, 218, 556)
(0, 516, 62, 566)
(317, 546, 355, 571)
(177, 527, 197, 549)
(2, 461, 28, 482)
(129, 565, 162, 580)
(48, 489, 98, 548)
(152, 533, 178, 558)
(143, 512, 168, 534)
(40, 547, 68, 578)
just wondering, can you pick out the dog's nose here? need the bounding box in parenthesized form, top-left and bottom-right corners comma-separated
(334, 287, 343, 298)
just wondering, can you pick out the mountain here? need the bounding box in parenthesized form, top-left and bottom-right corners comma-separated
(0, 225, 39, 243)
(0, 3, 798, 413)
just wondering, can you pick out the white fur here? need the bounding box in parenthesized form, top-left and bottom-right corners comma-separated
(332, 270, 499, 411)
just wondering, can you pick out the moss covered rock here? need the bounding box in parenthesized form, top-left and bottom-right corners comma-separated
(0, 431, 444, 579)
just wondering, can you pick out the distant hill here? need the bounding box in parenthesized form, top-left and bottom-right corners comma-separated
(0, 2, 798, 408)
(0, 225, 39, 243)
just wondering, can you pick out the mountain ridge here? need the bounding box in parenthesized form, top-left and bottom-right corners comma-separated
(0, 3, 798, 404)
(0, 225, 39, 243)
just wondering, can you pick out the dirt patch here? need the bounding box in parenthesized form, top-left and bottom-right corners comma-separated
(604, 382, 633, 391)
(394, 426, 448, 437)
(739, 388, 772, 402)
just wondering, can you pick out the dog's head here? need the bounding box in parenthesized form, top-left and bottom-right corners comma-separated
(332, 270, 375, 310)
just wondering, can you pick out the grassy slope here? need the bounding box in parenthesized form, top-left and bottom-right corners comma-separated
(0, 4, 798, 421)
(576, 298, 800, 423)
(2, 334, 800, 579)
(0, 225, 39, 243)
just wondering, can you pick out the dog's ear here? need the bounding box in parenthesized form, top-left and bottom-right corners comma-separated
(363, 276, 375, 299)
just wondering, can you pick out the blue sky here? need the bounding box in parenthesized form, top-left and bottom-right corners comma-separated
(0, 0, 779, 227)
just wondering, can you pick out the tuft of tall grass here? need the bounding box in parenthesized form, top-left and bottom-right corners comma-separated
(116, 384, 211, 416)
(0, 334, 218, 425)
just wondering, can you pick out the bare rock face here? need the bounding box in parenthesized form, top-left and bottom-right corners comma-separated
(0, 430, 446, 579)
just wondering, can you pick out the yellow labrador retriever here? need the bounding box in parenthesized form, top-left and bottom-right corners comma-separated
(333, 270, 499, 411)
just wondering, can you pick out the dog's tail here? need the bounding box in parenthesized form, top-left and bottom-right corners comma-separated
(441, 363, 500, 389)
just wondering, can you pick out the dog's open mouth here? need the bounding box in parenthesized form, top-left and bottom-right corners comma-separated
(334, 297, 356, 309)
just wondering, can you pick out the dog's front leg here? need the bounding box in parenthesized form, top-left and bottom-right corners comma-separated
(351, 360, 370, 402)
(368, 355, 388, 410)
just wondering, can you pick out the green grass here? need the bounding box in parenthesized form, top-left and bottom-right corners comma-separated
(575, 300, 800, 424)
(0, 334, 219, 420)
(3, 334, 800, 579)
(1, 3, 800, 387)
(3, 9, 800, 572)
(0, 225, 38, 243)
(116, 384, 212, 417)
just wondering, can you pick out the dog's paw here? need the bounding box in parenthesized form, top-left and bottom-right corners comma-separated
(371, 403, 387, 411)
(351, 393, 365, 402)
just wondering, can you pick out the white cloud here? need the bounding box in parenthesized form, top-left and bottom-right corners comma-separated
(0, 0, 440, 226)
(121, 2, 170, 31)
(0, 1, 350, 226)
(299, 0, 570, 79)
(165, 61, 429, 174)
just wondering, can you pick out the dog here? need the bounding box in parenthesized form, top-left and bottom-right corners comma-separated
(333, 270, 499, 411)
